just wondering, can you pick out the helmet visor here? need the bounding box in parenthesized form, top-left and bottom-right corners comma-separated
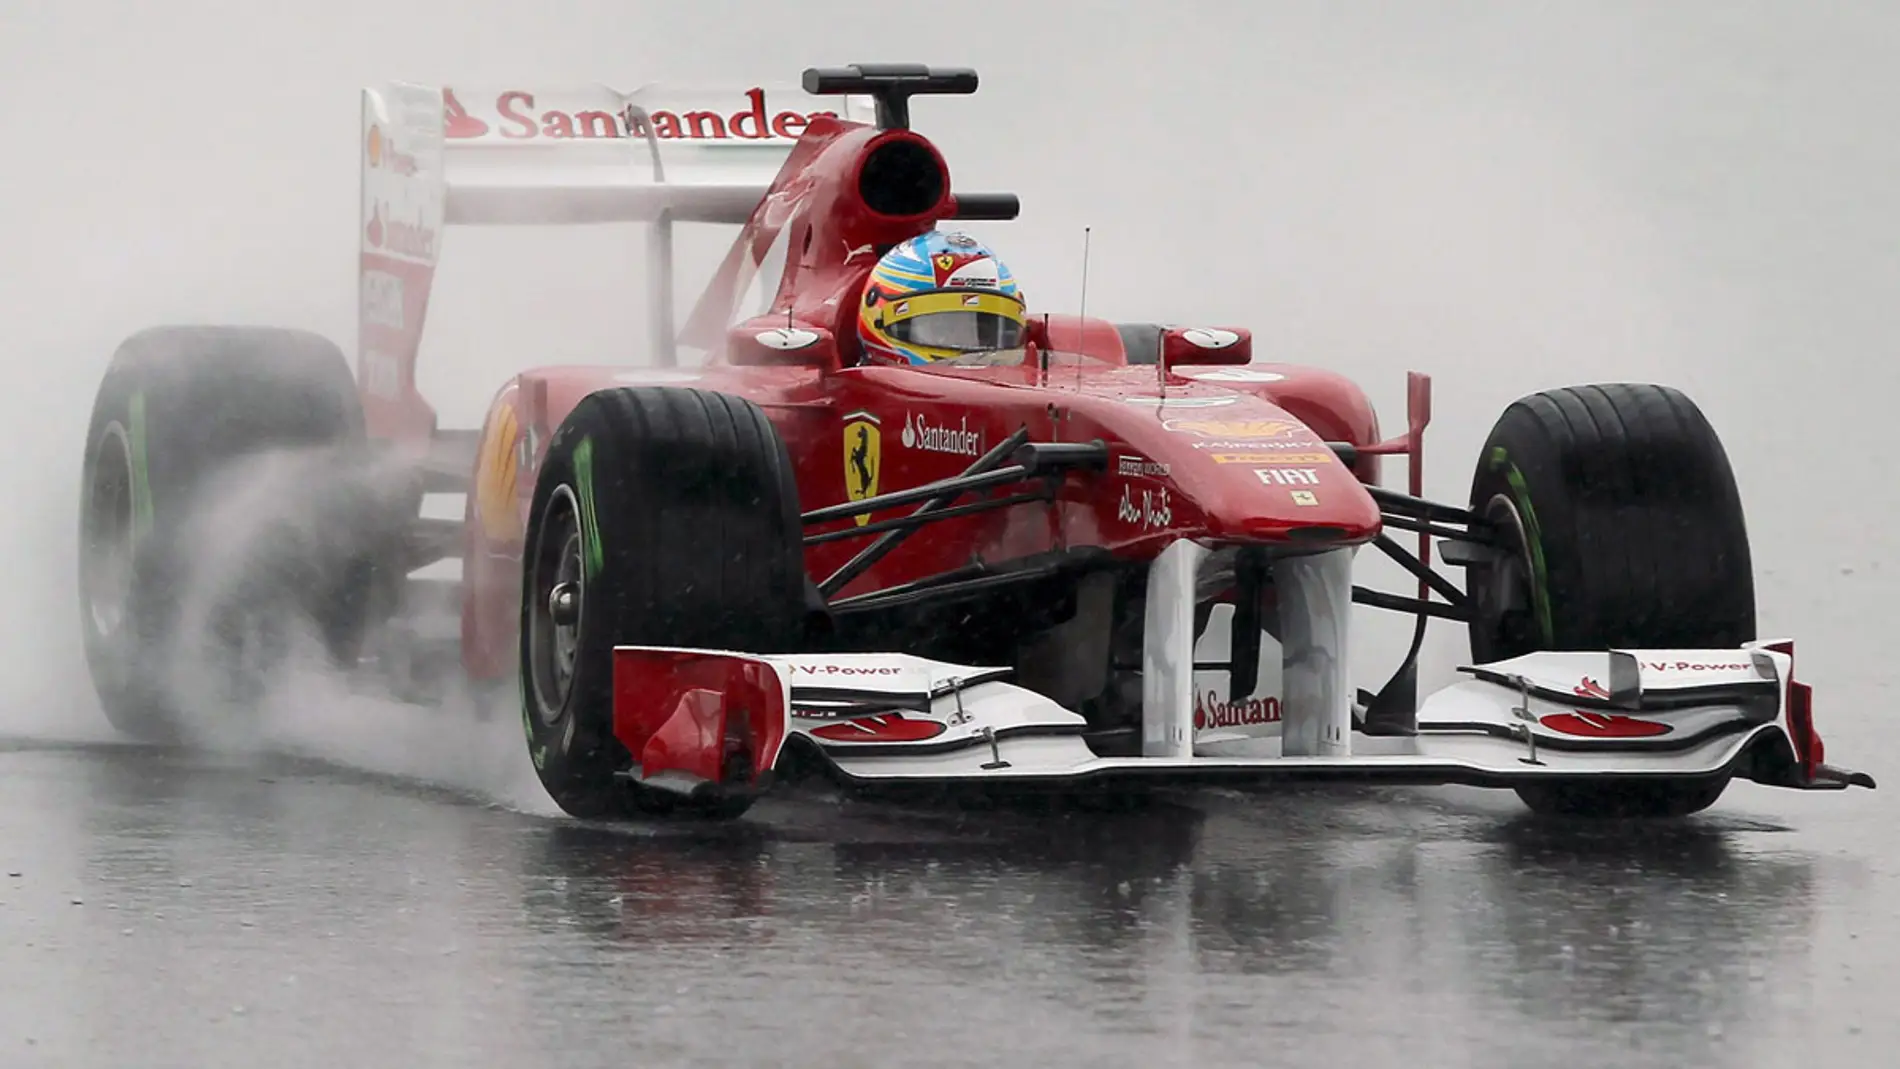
(882, 289, 1025, 354)
(892, 310, 1024, 352)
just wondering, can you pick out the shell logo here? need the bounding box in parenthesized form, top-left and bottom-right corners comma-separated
(475, 401, 521, 540)
(367, 124, 384, 168)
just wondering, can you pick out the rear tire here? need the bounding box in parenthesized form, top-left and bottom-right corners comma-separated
(78, 326, 372, 741)
(1465, 383, 1754, 818)
(518, 387, 809, 820)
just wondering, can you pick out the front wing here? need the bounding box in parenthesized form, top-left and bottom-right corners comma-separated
(606, 644, 1873, 800)
(605, 539, 1869, 802)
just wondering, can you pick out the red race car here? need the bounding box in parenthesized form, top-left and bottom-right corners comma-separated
(78, 63, 1872, 820)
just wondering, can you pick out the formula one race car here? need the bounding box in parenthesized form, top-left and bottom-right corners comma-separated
(77, 63, 1873, 820)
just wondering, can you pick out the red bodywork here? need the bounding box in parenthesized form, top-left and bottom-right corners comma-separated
(421, 113, 1431, 685)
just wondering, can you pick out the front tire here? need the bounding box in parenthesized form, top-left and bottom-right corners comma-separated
(519, 387, 809, 820)
(1465, 383, 1754, 818)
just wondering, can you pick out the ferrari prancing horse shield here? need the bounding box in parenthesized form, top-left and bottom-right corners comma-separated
(842, 411, 881, 527)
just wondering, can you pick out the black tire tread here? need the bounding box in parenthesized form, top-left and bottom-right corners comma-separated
(1470, 382, 1754, 657)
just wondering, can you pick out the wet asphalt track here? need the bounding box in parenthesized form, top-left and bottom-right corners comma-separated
(2, 688, 1892, 1069)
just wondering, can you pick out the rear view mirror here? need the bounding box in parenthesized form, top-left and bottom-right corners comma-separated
(726, 322, 844, 371)
(1160, 326, 1253, 367)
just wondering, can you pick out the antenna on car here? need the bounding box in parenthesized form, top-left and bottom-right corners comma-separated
(1074, 226, 1092, 393)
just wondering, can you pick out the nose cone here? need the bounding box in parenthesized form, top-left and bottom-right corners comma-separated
(1124, 405, 1384, 545)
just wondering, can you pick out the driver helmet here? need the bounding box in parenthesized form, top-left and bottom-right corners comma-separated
(857, 230, 1026, 365)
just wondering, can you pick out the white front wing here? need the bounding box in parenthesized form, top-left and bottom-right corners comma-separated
(737, 649, 1796, 791)
(610, 537, 1840, 794)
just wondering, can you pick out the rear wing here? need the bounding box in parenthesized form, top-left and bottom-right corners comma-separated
(357, 80, 875, 441)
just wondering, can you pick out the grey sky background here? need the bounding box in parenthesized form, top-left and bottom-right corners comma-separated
(2, 1, 1893, 738)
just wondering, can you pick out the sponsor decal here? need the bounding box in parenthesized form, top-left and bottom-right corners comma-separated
(1118, 484, 1174, 530)
(1213, 451, 1336, 465)
(943, 257, 999, 289)
(1192, 438, 1320, 452)
(1290, 490, 1319, 507)
(1164, 418, 1303, 440)
(1538, 676, 1672, 738)
(443, 86, 839, 143)
(756, 326, 820, 350)
(900, 411, 983, 456)
(1175, 366, 1285, 383)
(1180, 327, 1241, 350)
(1195, 691, 1282, 730)
(793, 702, 928, 722)
(1123, 395, 1238, 409)
(360, 269, 406, 330)
(364, 203, 437, 261)
(1643, 660, 1753, 672)
(1539, 711, 1670, 738)
(787, 663, 910, 678)
(360, 348, 402, 400)
(365, 124, 419, 175)
(474, 402, 522, 539)
(842, 412, 881, 527)
(809, 712, 947, 744)
(1116, 454, 1170, 478)
(1254, 467, 1322, 487)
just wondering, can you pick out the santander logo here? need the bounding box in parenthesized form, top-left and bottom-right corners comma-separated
(442, 87, 841, 142)
(364, 204, 437, 261)
(809, 713, 946, 744)
(1194, 691, 1282, 731)
(1537, 676, 1672, 738)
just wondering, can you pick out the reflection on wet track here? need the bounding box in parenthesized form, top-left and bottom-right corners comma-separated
(0, 736, 1879, 1068)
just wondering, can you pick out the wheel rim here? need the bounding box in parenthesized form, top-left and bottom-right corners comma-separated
(82, 424, 137, 642)
(527, 485, 585, 727)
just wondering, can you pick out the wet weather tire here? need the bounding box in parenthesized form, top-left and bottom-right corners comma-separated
(78, 326, 367, 742)
(519, 387, 808, 821)
(1466, 383, 1754, 819)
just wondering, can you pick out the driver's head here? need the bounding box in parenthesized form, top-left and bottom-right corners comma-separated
(857, 230, 1026, 365)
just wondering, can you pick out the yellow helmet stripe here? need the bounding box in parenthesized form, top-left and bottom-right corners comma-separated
(883, 289, 1025, 324)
